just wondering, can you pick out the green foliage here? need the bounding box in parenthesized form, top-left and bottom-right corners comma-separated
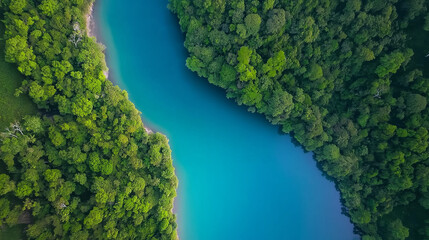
(305, 63, 323, 81)
(72, 96, 93, 117)
(236, 46, 256, 82)
(170, 0, 429, 238)
(322, 144, 340, 160)
(244, 14, 261, 36)
(38, 0, 59, 17)
(84, 207, 104, 229)
(267, 88, 293, 118)
(384, 219, 410, 240)
(375, 51, 408, 78)
(0, 21, 37, 129)
(262, 0, 275, 13)
(266, 9, 286, 34)
(218, 64, 236, 88)
(406, 93, 427, 114)
(22, 115, 44, 133)
(9, 0, 26, 14)
(0, 1, 178, 239)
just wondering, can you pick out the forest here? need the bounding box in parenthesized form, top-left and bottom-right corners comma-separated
(169, 0, 429, 239)
(0, 0, 178, 239)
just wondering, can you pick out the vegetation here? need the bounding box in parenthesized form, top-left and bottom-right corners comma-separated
(0, 225, 24, 240)
(0, 15, 37, 129)
(0, 0, 178, 239)
(169, 0, 429, 239)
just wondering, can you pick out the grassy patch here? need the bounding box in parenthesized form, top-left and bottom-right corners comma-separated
(0, 225, 25, 240)
(0, 14, 37, 130)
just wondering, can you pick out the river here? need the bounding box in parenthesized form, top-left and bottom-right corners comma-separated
(94, 1, 358, 239)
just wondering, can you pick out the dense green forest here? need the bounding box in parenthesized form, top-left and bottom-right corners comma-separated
(169, 0, 429, 239)
(0, 0, 178, 239)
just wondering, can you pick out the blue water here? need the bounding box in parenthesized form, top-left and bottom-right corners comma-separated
(95, 1, 358, 239)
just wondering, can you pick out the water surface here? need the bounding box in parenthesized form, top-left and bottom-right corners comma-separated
(95, 1, 358, 239)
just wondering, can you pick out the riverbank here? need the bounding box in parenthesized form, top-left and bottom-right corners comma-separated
(89, 3, 178, 239)
(85, 1, 108, 79)
(86, 1, 155, 135)
(85, 2, 95, 38)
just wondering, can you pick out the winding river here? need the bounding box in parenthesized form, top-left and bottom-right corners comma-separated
(95, 1, 358, 239)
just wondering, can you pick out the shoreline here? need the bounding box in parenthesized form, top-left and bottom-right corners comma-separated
(85, 4, 178, 238)
(85, 2, 108, 79)
(85, 1, 155, 135)
(85, 3, 179, 239)
(85, 2, 95, 38)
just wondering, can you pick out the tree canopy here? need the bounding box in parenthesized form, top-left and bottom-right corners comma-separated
(0, 0, 178, 239)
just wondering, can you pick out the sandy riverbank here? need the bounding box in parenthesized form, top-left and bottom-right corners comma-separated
(85, 2, 109, 79)
(85, 1, 155, 135)
(85, 2, 95, 38)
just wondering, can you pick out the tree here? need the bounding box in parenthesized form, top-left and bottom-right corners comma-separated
(15, 181, 33, 198)
(236, 24, 247, 38)
(375, 51, 408, 78)
(0, 174, 15, 195)
(262, 51, 287, 77)
(218, 64, 236, 88)
(5, 36, 33, 63)
(134, 177, 146, 197)
(358, 47, 375, 61)
(0, 198, 11, 225)
(44, 169, 62, 183)
(385, 219, 409, 240)
(321, 144, 340, 160)
(74, 173, 87, 185)
(28, 82, 45, 102)
(23, 116, 44, 134)
(237, 46, 252, 65)
(263, 0, 275, 13)
(9, 0, 27, 14)
(84, 207, 104, 229)
(267, 88, 294, 117)
(266, 9, 286, 34)
(351, 208, 371, 224)
(118, 134, 129, 146)
(38, 0, 59, 17)
(49, 127, 65, 147)
(345, 0, 361, 12)
(72, 96, 93, 117)
(305, 63, 323, 81)
(244, 14, 261, 36)
(241, 82, 262, 106)
(236, 46, 257, 82)
(186, 56, 205, 75)
(406, 93, 427, 114)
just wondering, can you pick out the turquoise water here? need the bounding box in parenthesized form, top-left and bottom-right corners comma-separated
(95, 1, 358, 239)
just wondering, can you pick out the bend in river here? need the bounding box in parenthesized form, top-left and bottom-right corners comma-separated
(95, 1, 358, 239)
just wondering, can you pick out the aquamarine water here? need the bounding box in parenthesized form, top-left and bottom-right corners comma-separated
(95, 1, 358, 239)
